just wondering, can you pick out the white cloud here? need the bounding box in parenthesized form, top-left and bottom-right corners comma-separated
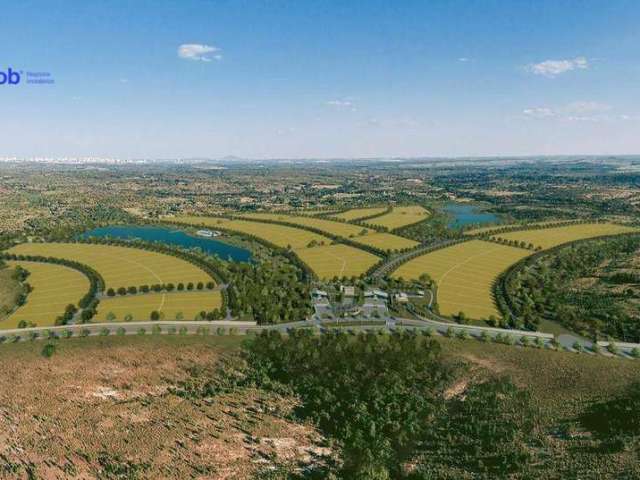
(526, 56, 588, 77)
(327, 99, 353, 107)
(564, 101, 610, 114)
(522, 107, 555, 118)
(523, 101, 615, 122)
(178, 43, 222, 62)
(326, 99, 356, 111)
(458, 57, 470, 62)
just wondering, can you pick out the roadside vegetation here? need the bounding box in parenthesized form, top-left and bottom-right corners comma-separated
(0, 261, 27, 321)
(502, 235, 640, 340)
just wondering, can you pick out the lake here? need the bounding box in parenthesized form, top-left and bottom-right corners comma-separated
(81, 225, 252, 262)
(443, 203, 500, 229)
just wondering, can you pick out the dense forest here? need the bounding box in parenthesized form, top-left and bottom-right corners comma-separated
(504, 235, 640, 340)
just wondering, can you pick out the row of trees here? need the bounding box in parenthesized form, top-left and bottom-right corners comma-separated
(105, 281, 215, 297)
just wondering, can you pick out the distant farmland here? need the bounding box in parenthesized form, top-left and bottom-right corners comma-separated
(393, 240, 530, 319)
(240, 212, 374, 238)
(464, 219, 583, 236)
(238, 212, 418, 251)
(173, 216, 382, 278)
(3, 261, 89, 328)
(8, 243, 212, 290)
(491, 223, 639, 250)
(333, 207, 387, 221)
(366, 205, 430, 230)
(97, 291, 222, 321)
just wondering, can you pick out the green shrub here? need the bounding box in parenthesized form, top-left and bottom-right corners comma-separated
(41, 342, 57, 358)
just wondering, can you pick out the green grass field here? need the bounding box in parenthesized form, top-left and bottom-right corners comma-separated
(464, 219, 582, 236)
(333, 207, 387, 221)
(238, 212, 417, 250)
(295, 244, 380, 279)
(96, 290, 223, 321)
(175, 216, 327, 249)
(366, 205, 430, 230)
(8, 243, 213, 290)
(2, 261, 90, 328)
(240, 212, 375, 237)
(491, 222, 639, 249)
(393, 240, 530, 319)
(174, 216, 380, 278)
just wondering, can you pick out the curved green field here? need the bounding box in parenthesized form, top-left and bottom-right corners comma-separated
(366, 206, 430, 230)
(8, 243, 213, 290)
(491, 223, 638, 250)
(2, 261, 90, 328)
(393, 240, 530, 319)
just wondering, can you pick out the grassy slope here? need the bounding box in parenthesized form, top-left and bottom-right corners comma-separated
(1, 334, 639, 478)
(0, 335, 329, 479)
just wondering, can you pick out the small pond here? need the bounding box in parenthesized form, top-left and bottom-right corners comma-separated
(80, 225, 252, 262)
(443, 203, 500, 229)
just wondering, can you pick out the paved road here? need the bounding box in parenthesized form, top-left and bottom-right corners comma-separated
(1, 315, 638, 358)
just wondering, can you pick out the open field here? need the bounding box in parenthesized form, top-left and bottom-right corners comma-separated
(333, 207, 387, 221)
(393, 240, 530, 319)
(97, 291, 223, 321)
(240, 212, 375, 237)
(366, 205, 430, 230)
(464, 219, 582, 236)
(174, 216, 327, 249)
(238, 212, 417, 250)
(2, 261, 89, 328)
(491, 223, 639, 249)
(8, 243, 212, 290)
(295, 244, 380, 279)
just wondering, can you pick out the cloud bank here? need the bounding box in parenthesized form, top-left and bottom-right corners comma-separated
(527, 57, 588, 77)
(178, 43, 222, 62)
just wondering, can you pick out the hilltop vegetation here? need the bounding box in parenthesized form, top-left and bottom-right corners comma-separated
(504, 235, 640, 340)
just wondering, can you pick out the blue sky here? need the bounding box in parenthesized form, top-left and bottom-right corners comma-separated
(1, 0, 639, 158)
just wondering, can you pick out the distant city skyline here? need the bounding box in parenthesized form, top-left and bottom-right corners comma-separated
(1, 0, 639, 158)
